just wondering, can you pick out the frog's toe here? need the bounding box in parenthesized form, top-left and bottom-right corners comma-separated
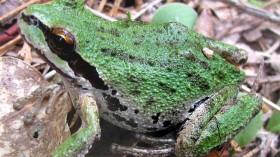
(13, 84, 64, 125)
(111, 134, 175, 156)
(135, 134, 175, 144)
(111, 143, 174, 156)
(13, 99, 25, 110)
(23, 112, 35, 125)
(45, 86, 65, 114)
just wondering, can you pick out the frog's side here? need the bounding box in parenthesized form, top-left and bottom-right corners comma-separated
(17, 0, 262, 156)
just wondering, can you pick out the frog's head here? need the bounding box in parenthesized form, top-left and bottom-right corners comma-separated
(18, 0, 93, 86)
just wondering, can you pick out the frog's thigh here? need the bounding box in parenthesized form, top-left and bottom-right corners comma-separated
(52, 91, 101, 157)
(175, 86, 262, 157)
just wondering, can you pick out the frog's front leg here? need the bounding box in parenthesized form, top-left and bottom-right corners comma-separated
(46, 76, 101, 157)
(175, 86, 262, 157)
(52, 89, 101, 157)
(14, 82, 100, 156)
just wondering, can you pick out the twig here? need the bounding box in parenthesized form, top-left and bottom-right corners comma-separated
(132, 0, 163, 20)
(251, 59, 264, 93)
(109, 0, 123, 17)
(216, 0, 280, 24)
(265, 39, 280, 55)
(135, 0, 143, 10)
(243, 147, 260, 157)
(87, 0, 164, 21)
(0, 0, 8, 6)
(86, 5, 117, 22)
(259, 75, 280, 84)
(45, 70, 57, 80)
(0, 35, 22, 56)
(98, 0, 107, 11)
(87, 0, 96, 8)
(0, 0, 40, 23)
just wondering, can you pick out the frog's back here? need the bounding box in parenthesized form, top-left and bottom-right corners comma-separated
(76, 16, 244, 132)
(33, 2, 244, 132)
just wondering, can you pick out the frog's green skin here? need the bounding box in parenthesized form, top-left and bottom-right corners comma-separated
(18, 0, 247, 131)
(17, 0, 262, 156)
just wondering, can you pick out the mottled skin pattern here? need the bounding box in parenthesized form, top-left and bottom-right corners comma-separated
(18, 0, 262, 156)
(19, 0, 246, 132)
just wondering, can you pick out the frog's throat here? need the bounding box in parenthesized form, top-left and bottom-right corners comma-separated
(21, 13, 108, 91)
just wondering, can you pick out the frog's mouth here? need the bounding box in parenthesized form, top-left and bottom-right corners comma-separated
(19, 13, 108, 91)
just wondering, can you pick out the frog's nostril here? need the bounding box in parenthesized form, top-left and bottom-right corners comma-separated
(30, 15, 35, 19)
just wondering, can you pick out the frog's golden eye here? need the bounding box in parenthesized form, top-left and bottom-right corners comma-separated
(47, 28, 76, 55)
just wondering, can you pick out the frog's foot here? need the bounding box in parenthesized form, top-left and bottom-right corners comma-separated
(111, 134, 175, 156)
(13, 84, 64, 125)
(175, 86, 262, 157)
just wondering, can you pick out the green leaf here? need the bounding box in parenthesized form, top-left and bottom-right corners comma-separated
(234, 111, 262, 147)
(152, 3, 198, 29)
(248, 0, 266, 7)
(265, 101, 280, 134)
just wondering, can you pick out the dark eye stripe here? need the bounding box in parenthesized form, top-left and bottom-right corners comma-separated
(20, 13, 109, 90)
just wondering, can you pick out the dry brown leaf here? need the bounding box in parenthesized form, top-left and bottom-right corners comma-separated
(18, 41, 32, 64)
(0, 57, 72, 156)
(0, 0, 25, 25)
(242, 20, 280, 42)
(243, 28, 263, 42)
(221, 34, 241, 45)
(199, 0, 228, 10)
(195, 9, 215, 38)
(215, 7, 235, 22)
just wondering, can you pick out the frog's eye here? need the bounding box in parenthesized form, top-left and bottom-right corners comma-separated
(47, 28, 76, 55)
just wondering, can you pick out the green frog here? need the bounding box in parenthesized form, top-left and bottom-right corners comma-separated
(17, 0, 262, 156)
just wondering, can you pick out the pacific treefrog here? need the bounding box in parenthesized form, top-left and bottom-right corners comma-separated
(17, 0, 262, 156)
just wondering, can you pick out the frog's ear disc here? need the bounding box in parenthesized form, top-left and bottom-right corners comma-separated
(53, 0, 85, 7)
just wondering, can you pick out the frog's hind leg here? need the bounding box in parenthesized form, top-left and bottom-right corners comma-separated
(111, 133, 175, 156)
(111, 86, 261, 157)
(111, 86, 262, 157)
(175, 86, 262, 157)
